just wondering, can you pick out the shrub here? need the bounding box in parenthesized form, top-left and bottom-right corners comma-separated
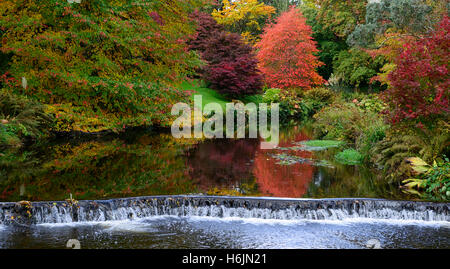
(261, 88, 281, 104)
(335, 149, 363, 165)
(302, 87, 335, 112)
(189, 12, 263, 97)
(313, 102, 385, 143)
(256, 7, 325, 90)
(261, 88, 308, 122)
(355, 94, 387, 114)
(261, 87, 335, 123)
(303, 87, 335, 104)
(312, 101, 388, 162)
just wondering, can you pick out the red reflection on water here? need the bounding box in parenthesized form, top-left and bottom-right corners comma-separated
(187, 126, 316, 198)
(187, 139, 260, 191)
(253, 128, 315, 198)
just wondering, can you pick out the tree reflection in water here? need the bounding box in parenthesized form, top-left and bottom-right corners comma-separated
(0, 125, 407, 202)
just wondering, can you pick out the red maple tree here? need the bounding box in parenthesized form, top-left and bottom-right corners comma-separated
(256, 7, 325, 90)
(383, 16, 450, 124)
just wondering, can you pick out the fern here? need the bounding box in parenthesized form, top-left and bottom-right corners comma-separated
(0, 89, 53, 148)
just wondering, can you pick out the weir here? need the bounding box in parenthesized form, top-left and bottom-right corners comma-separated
(0, 195, 448, 226)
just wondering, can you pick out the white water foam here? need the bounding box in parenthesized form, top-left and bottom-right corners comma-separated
(36, 214, 450, 230)
(3, 197, 449, 225)
(27, 204, 448, 224)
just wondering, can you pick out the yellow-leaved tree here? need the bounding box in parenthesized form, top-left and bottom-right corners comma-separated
(212, 0, 275, 45)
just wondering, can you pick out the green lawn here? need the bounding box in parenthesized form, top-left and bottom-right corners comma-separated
(180, 80, 263, 111)
(180, 80, 229, 111)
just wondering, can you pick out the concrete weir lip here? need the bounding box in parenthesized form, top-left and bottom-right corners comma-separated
(0, 195, 449, 225)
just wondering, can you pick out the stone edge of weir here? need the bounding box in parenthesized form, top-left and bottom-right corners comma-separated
(0, 195, 449, 225)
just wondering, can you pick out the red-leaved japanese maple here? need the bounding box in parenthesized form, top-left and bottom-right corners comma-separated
(188, 12, 263, 97)
(383, 16, 449, 124)
(256, 7, 325, 90)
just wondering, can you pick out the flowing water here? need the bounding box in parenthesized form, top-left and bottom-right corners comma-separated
(0, 125, 448, 248)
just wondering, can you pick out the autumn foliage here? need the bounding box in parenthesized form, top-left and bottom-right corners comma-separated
(211, 0, 276, 45)
(189, 12, 263, 97)
(383, 16, 450, 124)
(256, 7, 325, 90)
(0, 0, 204, 132)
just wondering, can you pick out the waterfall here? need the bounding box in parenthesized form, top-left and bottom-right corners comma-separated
(0, 196, 448, 225)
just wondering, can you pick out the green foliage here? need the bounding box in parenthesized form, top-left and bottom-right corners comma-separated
(303, 87, 335, 105)
(0, 0, 204, 133)
(312, 97, 389, 164)
(357, 123, 388, 162)
(333, 48, 386, 89)
(240, 94, 263, 105)
(402, 157, 450, 202)
(0, 89, 53, 148)
(335, 149, 363, 165)
(261, 88, 313, 123)
(355, 94, 387, 114)
(261, 88, 281, 103)
(261, 87, 335, 123)
(312, 101, 386, 145)
(310, 0, 367, 39)
(370, 126, 450, 183)
(301, 5, 348, 80)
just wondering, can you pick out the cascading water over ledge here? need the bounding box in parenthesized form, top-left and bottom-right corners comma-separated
(0, 195, 448, 226)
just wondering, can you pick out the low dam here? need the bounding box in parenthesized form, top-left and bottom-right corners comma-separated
(1, 195, 448, 225)
(0, 196, 448, 249)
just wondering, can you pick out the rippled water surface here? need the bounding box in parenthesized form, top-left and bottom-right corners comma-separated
(0, 216, 449, 249)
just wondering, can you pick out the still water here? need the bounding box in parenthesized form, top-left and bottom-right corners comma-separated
(0, 124, 406, 202)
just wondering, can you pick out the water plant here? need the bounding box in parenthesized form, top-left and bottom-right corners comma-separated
(300, 140, 344, 149)
(335, 149, 363, 165)
(270, 153, 333, 168)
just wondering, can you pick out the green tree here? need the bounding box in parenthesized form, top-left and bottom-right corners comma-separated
(301, 5, 348, 80)
(333, 48, 386, 90)
(310, 0, 367, 39)
(0, 0, 204, 133)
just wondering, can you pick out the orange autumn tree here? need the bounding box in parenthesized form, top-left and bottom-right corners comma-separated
(256, 7, 325, 90)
